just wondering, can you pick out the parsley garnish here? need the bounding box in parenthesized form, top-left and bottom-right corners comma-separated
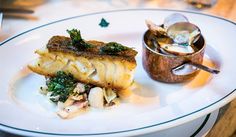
(67, 29, 93, 50)
(46, 71, 77, 102)
(100, 42, 129, 55)
(99, 18, 109, 28)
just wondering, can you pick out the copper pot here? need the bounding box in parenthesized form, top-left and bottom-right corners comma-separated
(142, 30, 206, 83)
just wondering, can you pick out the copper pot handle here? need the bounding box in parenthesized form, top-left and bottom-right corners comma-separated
(172, 62, 220, 76)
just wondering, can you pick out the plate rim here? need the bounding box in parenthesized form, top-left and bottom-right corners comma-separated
(0, 8, 236, 136)
(1, 8, 236, 46)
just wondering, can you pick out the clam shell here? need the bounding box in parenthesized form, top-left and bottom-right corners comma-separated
(167, 22, 201, 45)
(164, 13, 189, 29)
(145, 20, 166, 36)
(160, 43, 195, 55)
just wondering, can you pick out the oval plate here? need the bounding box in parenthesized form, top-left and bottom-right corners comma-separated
(0, 9, 236, 137)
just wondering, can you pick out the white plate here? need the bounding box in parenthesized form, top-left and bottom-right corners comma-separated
(143, 109, 219, 137)
(0, 9, 235, 137)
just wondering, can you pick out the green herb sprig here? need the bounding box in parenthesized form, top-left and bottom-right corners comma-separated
(67, 29, 93, 50)
(46, 71, 77, 102)
(100, 42, 129, 55)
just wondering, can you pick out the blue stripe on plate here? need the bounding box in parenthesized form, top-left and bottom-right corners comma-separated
(190, 114, 211, 137)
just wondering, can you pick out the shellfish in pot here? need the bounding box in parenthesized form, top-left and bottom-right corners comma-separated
(163, 13, 189, 29)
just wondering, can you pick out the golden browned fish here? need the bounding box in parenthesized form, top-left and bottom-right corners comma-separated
(28, 36, 137, 90)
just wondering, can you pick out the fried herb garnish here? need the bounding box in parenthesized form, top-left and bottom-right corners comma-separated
(67, 29, 93, 50)
(46, 71, 77, 102)
(100, 42, 129, 55)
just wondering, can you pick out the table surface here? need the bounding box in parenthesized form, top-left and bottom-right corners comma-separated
(0, 0, 236, 137)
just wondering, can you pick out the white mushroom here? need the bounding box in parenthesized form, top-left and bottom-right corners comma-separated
(88, 87, 104, 108)
(73, 83, 85, 93)
(103, 88, 117, 104)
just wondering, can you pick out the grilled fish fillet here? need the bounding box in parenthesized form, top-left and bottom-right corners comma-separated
(28, 36, 137, 90)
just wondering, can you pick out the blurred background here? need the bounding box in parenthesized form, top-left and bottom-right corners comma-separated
(0, 0, 236, 42)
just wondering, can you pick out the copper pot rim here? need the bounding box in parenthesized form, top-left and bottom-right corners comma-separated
(142, 30, 206, 58)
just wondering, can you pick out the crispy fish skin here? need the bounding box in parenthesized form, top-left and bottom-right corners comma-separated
(28, 36, 137, 90)
(46, 36, 137, 63)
